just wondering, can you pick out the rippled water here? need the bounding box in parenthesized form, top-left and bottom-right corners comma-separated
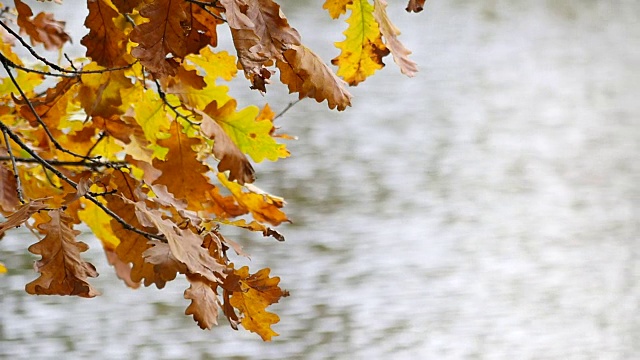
(1, 1, 639, 359)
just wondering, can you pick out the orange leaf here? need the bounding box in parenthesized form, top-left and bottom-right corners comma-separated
(277, 44, 352, 111)
(141, 240, 186, 283)
(14, 0, 71, 50)
(25, 209, 100, 298)
(217, 173, 289, 226)
(0, 165, 20, 214)
(184, 274, 220, 329)
(373, 0, 418, 77)
(105, 246, 140, 289)
(81, 0, 130, 67)
(229, 266, 287, 341)
(0, 199, 48, 237)
(323, 0, 352, 19)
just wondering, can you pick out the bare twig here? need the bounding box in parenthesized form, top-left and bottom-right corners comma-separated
(154, 80, 200, 126)
(274, 99, 302, 120)
(85, 131, 107, 158)
(1, 126, 24, 203)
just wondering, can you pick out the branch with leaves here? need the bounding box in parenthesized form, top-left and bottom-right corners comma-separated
(0, 0, 423, 341)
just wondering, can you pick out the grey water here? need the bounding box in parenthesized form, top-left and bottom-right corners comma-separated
(1, 1, 639, 359)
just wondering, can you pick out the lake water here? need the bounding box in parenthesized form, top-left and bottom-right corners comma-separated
(1, 1, 639, 359)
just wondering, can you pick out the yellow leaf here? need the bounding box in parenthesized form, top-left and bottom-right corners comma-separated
(217, 173, 289, 226)
(331, 0, 389, 85)
(0, 262, 6, 274)
(186, 47, 238, 82)
(78, 198, 120, 251)
(229, 266, 287, 341)
(323, 0, 352, 19)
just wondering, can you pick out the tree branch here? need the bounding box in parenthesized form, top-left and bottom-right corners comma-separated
(0, 156, 127, 169)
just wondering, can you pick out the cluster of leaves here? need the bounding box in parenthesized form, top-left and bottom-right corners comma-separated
(0, 0, 422, 340)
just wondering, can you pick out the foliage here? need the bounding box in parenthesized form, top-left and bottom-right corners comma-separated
(0, 0, 422, 340)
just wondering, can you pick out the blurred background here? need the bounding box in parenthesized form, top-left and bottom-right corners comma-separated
(1, 0, 639, 359)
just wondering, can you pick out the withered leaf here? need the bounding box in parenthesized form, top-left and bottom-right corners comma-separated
(105, 248, 140, 289)
(277, 44, 352, 111)
(0, 199, 48, 237)
(218, 174, 289, 226)
(25, 209, 100, 298)
(142, 240, 186, 283)
(373, 0, 418, 77)
(82, 0, 130, 67)
(0, 165, 20, 214)
(14, 0, 71, 50)
(184, 274, 221, 329)
(131, 199, 226, 284)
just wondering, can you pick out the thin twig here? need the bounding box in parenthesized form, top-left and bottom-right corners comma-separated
(155, 80, 200, 126)
(1, 126, 24, 203)
(0, 156, 127, 169)
(274, 99, 302, 120)
(0, 121, 165, 242)
(0, 20, 135, 75)
(85, 131, 107, 158)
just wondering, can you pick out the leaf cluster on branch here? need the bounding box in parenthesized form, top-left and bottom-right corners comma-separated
(0, 0, 423, 340)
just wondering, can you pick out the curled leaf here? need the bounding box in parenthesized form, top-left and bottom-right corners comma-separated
(0, 199, 48, 237)
(373, 0, 418, 77)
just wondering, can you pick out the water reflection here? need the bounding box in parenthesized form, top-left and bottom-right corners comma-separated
(1, 1, 639, 359)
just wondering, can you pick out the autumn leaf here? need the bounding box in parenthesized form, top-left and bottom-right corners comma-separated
(332, 0, 389, 86)
(79, 63, 133, 118)
(323, 0, 353, 19)
(130, 0, 209, 76)
(184, 274, 221, 329)
(0, 199, 48, 237)
(406, 0, 426, 13)
(0, 262, 6, 273)
(111, 0, 142, 14)
(229, 266, 287, 341)
(130, 199, 226, 284)
(373, 0, 418, 77)
(196, 108, 256, 185)
(142, 240, 185, 284)
(220, 0, 302, 92)
(105, 248, 140, 289)
(277, 44, 352, 110)
(0, 165, 20, 213)
(218, 218, 285, 242)
(14, 0, 71, 50)
(25, 209, 100, 298)
(218, 173, 289, 226)
(82, 0, 130, 67)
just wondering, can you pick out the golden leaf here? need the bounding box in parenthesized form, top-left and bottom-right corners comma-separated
(323, 0, 352, 19)
(229, 266, 287, 341)
(331, 0, 389, 86)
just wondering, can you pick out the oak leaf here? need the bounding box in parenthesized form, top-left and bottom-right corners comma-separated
(105, 248, 140, 289)
(82, 0, 130, 67)
(277, 44, 352, 110)
(229, 266, 287, 341)
(25, 209, 100, 298)
(217, 173, 289, 226)
(130, 199, 226, 284)
(184, 274, 221, 329)
(0, 199, 48, 237)
(111, 0, 142, 14)
(141, 241, 186, 284)
(0, 165, 20, 213)
(14, 0, 71, 50)
(323, 0, 353, 19)
(373, 0, 418, 77)
(196, 108, 256, 185)
(331, 0, 389, 86)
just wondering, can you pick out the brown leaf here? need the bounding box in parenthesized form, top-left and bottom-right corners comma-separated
(196, 109, 256, 185)
(106, 171, 169, 288)
(25, 209, 100, 298)
(62, 176, 92, 206)
(184, 274, 220, 329)
(373, 0, 418, 77)
(277, 44, 352, 111)
(406, 0, 425, 13)
(14, 0, 71, 51)
(130, 0, 209, 76)
(218, 173, 289, 226)
(105, 248, 140, 289)
(111, 0, 142, 14)
(81, 0, 130, 67)
(142, 240, 186, 283)
(0, 199, 48, 237)
(229, 266, 287, 341)
(131, 199, 226, 284)
(0, 165, 20, 214)
(220, 0, 301, 91)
